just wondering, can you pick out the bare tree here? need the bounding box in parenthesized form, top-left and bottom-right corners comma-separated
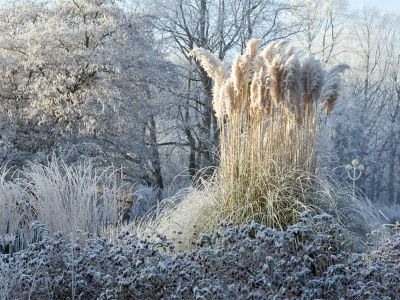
(294, 0, 347, 65)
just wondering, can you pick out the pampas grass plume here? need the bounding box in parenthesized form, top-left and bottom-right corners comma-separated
(321, 64, 350, 113)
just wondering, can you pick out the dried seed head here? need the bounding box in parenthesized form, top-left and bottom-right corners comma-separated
(192, 39, 347, 128)
(250, 71, 261, 111)
(223, 78, 236, 115)
(283, 54, 303, 117)
(231, 55, 243, 93)
(301, 57, 325, 106)
(262, 40, 289, 62)
(246, 38, 262, 59)
(320, 64, 350, 114)
(262, 42, 277, 63)
(240, 55, 254, 86)
(214, 81, 226, 120)
(190, 48, 229, 120)
(189, 48, 228, 82)
(284, 46, 295, 59)
(269, 54, 284, 105)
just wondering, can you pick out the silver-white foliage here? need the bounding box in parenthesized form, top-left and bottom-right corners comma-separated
(0, 0, 176, 186)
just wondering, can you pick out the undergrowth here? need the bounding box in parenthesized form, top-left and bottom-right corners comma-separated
(0, 213, 398, 299)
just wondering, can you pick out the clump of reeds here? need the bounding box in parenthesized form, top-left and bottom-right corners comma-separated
(186, 39, 351, 231)
(191, 40, 348, 174)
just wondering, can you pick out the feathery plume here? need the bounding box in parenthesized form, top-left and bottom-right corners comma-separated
(282, 54, 303, 118)
(246, 38, 262, 59)
(231, 56, 243, 93)
(250, 69, 262, 111)
(262, 41, 278, 63)
(269, 54, 284, 105)
(190, 48, 229, 120)
(189, 48, 228, 82)
(223, 78, 236, 115)
(274, 40, 289, 52)
(262, 40, 289, 62)
(320, 64, 350, 113)
(213, 82, 226, 120)
(301, 57, 325, 106)
(284, 46, 295, 59)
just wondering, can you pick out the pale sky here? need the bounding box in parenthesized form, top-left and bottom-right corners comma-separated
(0, 0, 398, 14)
(349, 0, 400, 13)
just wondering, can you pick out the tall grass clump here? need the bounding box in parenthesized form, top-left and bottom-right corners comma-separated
(0, 158, 130, 253)
(0, 168, 36, 253)
(155, 39, 373, 245)
(20, 159, 125, 234)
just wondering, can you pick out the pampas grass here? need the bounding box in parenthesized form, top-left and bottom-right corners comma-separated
(151, 39, 372, 248)
(191, 40, 349, 179)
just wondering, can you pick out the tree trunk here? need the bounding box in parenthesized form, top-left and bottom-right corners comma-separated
(148, 113, 164, 198)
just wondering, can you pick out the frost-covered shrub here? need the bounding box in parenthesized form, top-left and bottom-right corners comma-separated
(1, 213, 398, 299)
(0, 0, 176, 190)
